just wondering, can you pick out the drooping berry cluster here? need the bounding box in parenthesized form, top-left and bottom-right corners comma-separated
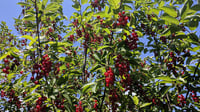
(91, 0, 103, 11)
(115, 55, 132, 91)
(115, 54, 130, 76)
(75, 101, 83, 112)
(190, 91, 199, 103)
(55, 95, 65, 111)
(165, 51, 186, 76)
(31, 54, 52, 84)
(176, 94, 186, 107)
(35, 96, 47, 112)
(1, 89, 22, 109)
(2, 55, 19, 75)
(104, 67, 115, 87)
(125, 30, 139, 50)
(117, 11, 129, 26)
(41, 54, 52, 76)
(109, 89, 119, 112)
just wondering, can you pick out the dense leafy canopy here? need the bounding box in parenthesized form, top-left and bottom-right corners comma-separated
(0, 0, 200, 111)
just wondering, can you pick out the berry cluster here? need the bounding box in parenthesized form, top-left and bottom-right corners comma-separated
(1, 90, 5, 97)
(115, 55, 132, 91)
(35, 96, 47, 112)
(58, 34, 62, 41)
(104, 67, 115, 87)
(54, 63, 61, 77)
(165, 51, 186, 76)
(125, 30, 139, 50)
(76, 29, 82, 37)
(55, 95, 65, 111)
(1, 89, 22, 109)
(93, 100, 98, 111)
(21, 39, 27, 46)
(68, 35, 74, 42)
(152, 97, 160, 105)
(115, 54, 130, 76)
(109, 89, 119, 112)
(2, 55, 19, 75)
(190, 91, 199, 103)
(91, 0, 102, 11)
(160, 36, 166, 43)
(31, 54, 52, 84)
(75, 101, 83, 112)
(177, 94, 186, 107)
(117, 11, 129, 26)
(42, 54, 52, 76)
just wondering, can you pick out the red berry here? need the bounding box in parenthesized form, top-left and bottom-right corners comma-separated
(61, 105, 64, 109)
(118, 12, 122, 16)
(36, 105, 40, 109)
(38, 97, 42, 101)
(34, 81, 39, 84)
(2, 68, 7, 73)
(20, 71, 23, 74)
(125, 16, 129, 21)
(4, 59, 9, 63)
(122, 11, 125, 14)
(31, 76, 34, 80)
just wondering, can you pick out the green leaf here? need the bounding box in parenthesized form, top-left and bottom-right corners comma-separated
(23, 14, 35, 21)
(29, 85, 40, 94)
(191, 4, 200, 11)
(93, 53, 101, 62)
(191, 46, 200, 52)
(156, 76, 176, 81)
(160, 6, 177, 17)
(21, 35, 36, 42)
(159, 1, 165, 8)
(0, 52, 11, 60)
(97, 45, 111, 51)
(123, 4, 132, 10)
(180, 0, 194, 20)
(108, 0, 120, 9)
(63, 94, 72, 105)
(82, 82, 96, 93)
(7, 73, 15, 82)
(135, 31, 143, 37)
(44, 2, 60, 14)
(81, 0, 88, 5)
(90, 64, 101, 73)
(148, 8, 160, 15)
(160, 86, 171, 97)
(132, 96, 139, 105)
(42, 0, 48, 6)
(140, 102, 152, 108)
(188, 33, 199, 42)
(161, 16, 179, 25)
(17, 2, 31, 7)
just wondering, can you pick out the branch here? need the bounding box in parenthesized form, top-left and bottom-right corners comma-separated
(34, 0, 42, 63)
(153, 36, 171, 111)
(100, 32, 114, 111)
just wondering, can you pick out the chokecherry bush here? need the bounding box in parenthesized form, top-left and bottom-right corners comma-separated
(0, 0, 200, 111)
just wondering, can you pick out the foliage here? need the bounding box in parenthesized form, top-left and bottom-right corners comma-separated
(0, 0, 200, 111)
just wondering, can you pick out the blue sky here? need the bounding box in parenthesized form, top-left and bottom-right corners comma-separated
(0, 0, 75, 34)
